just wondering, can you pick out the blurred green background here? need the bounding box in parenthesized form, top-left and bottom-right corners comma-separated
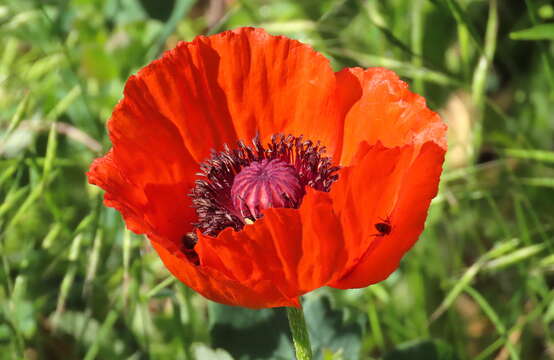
(1, 0, 554, 359)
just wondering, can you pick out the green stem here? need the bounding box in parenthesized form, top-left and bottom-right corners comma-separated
(286, 305, 313, 360)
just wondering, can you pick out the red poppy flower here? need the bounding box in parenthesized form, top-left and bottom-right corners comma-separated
(87, 27, 447, 309)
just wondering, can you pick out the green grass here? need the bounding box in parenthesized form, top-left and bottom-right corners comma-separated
(1, 0, 553, 359)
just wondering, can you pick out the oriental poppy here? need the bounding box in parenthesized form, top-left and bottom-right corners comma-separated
(87, 27, 447, 309)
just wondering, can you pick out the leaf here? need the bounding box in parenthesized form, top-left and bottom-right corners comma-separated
(139, 0, 176, 21)
(383, 339, 459, 360)
(53, 311, 101, 346)
(209, 302, 292, 360)
(209, 294, 362, 360)
(510, 24, 554, 40)
(192, 343, 235, 360)
(303, 295, 362, 360)
(0, 323, 11, 342)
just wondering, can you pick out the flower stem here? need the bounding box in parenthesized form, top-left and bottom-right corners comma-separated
(286, 304, 313, 360)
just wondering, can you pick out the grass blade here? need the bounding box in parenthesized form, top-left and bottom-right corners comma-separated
(504, 149, 554, 163)
(145, 0, 195, 61)
(471, 0, 498, 160)
(483, 244, 546, 271)
(333, 49, 462, 86)
(518, 177, 554, 188)
(439, 0, 484, 53)
(510, 23, 554, 40)
(52, 234, 83, 326)
(42, 122, 58, 183)
(2, 93, 30, 142)
(411, 0, 424, 94)
(430, 238, 521, 322)
(82, 310, 118, 360)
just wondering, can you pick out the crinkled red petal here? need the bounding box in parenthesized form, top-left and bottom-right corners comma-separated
(193, 188, 347, 306)
(339, 67, 446, 165)
(87, 76, 199, 245)
(329, 142, 445, 288)
(193, 27, 357, 162)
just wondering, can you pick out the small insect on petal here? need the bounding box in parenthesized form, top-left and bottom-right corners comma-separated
(373, 217, 392, 237)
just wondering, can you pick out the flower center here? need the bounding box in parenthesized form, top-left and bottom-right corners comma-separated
(184, 134, 340, 254)
(231, 158, 304, 219)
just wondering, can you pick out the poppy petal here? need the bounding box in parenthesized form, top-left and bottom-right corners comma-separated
(185, 27, 356, 161)
(150, 237, 296, 308)
(87, 77, 199, 242)
(128, 43, 238, 163)
(326, 142, 415, 279)
(330, 141, 445, 288)
(193, 187, 347, 307)
(88, 150, 149, 234)
(339, 67, 447, 165)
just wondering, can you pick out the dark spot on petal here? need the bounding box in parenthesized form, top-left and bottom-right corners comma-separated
(182, 233, 200, 266)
